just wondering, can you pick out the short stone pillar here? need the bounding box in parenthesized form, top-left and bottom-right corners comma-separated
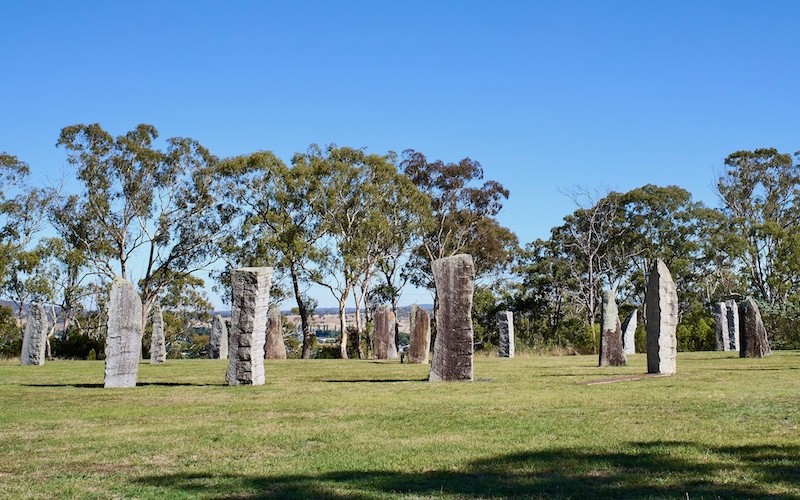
(150, 304, 166, 364)
(725, 299, 740, 351)
(739, 297, 771, 358)
(497, 310, 515, 358)
(408, 304, 431, 364)
(645, 259, 678, 375)
(20, 302, 48, 366)
(265, 304, 286, 359)
(599, 289, 626, 366)
(374, 304, 398, 359)
(104, 280, 143, 388)
(209, 315, 228, 359)
(621, 309, 637, 355)
(714, 302, 730, 351)
(226, 267, 272, 386)
(429, 254, 475, 382)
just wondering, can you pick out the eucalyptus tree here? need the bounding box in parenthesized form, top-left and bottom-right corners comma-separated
(56, 123, 226, 328)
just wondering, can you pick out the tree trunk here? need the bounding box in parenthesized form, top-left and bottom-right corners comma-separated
(291, 265, 314, 359)
(338, 298, 348, 359)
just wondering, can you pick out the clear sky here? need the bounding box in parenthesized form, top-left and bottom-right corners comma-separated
(2, 1, 799, 309)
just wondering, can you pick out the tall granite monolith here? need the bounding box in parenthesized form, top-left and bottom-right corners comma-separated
(209, 314, 228, 359)
(725, 299, 740, 351)
(599, 289, 626, 366)
(226, 267, 272, 386)
(621, 309, 637, 355)
(408, 304, 431, 364)
(374, 304, 398, 359)
(20, 302, 48, 366)
(265, 304, 286, 360)
(497, 310, 515, 358)
(739, 297, 771, 358)
(429, 254, 474, 382)
(150, 304, 166, 364)
(645, 259, 678, 374)
(714, 302, 730, 351)
(104, 280, 143, 388)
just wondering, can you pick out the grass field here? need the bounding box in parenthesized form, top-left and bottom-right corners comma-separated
(1, 351, 798, 499)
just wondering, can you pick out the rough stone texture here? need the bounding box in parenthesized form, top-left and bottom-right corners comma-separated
(407, 304, 431, 364)
(725, 299, 740, 351)
(226, 267, 272, 386)
(714, 302, 730, 351)
(429, 254, 475, 382)
(20, 302, 48, 366)
(265, 304, 286, 359)
(738, 297, 772, 358)
(104, 280, 143, 388)
(209, 315, 228, 359)
(621, 309, 637, 355)
(150, 304, 166, 364)
(645, 259, 678, 375)
(497, 310, 515, 358)
(599, 289, 626, 366)
(374, 304, 398, 360)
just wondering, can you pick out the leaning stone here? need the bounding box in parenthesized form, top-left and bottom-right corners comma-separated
(20, 302, 48, 366)
(429, 254, 475, 382)
(599, 289, 626, 366)
(226, 267, 272, 386)
(374, 304, 398, 360)
(150, 304, 166, 364)
(645, 259, 678, 375)
(497, 310, 515, 358)
(408, 305, 431, 364)
(738, 297, 771, 358)
(621, 309, 637, 355)
(725, 299, 739, 351)
(265, 304, 286, 359)
(104, 280, 143, 388)
(209, 314, 228, 359)
(714, 302, 730, 351)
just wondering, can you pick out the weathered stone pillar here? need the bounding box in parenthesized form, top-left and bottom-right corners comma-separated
(226, 267, 272, 386)
(497, 310, 515, 358)
(725, 299, 739, 351)
(20, 302, 48, 366)
(645, 259, 678, 374)
(739, 297, 771, 358)
(714, 302, 730, 351)
(265, 304, 286, 359)
(374, 304, 397, 359)
(621, 309, 637, 355)
(430, 254, 474, 382)
(599, 289, 626, 366)
(408, 304, 431, 364)
(150, 304, 166, 364)
(209, 314, 228, 359)
(104, 280, 143, 388)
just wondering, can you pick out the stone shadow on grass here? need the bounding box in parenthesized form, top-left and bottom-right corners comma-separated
(23, 382, 224, 388)
(131, 441, 800, 499)
(325, 378, 429, 383)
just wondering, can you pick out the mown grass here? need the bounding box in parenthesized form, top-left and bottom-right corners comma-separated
(1, 351, 798, 499)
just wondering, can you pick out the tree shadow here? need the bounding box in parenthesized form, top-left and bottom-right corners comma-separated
(131, 441, 800, 499)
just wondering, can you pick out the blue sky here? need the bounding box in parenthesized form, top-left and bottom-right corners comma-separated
(2, 1, 799, 308)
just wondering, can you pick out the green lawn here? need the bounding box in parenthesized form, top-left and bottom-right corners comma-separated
(1, 351, 798, 499)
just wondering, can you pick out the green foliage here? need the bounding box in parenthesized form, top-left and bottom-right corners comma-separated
(52, 329, 105, 360)
(0, 305, 20, 358)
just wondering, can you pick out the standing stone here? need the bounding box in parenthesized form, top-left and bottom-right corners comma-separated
(408, 304, 431, 364)
(599, 289, 626, 366)
(209, 314, 228, 359)
(265, 304, 286, 359)
(497, 310, 515, 358)
(104, 280, 143, 388)
(621, 309, 637, 355)
(226, 267, 272, 386)
(429, 254, 475, 382)
(725, 299, 740, 351)
(738, 297, 772, 358)
(20, 302, 48, 366)
(714, 302, 730, 351)
(374, 304, 398, 360)
(149, 304, 166, 364)
(645, 259, 678, 375)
